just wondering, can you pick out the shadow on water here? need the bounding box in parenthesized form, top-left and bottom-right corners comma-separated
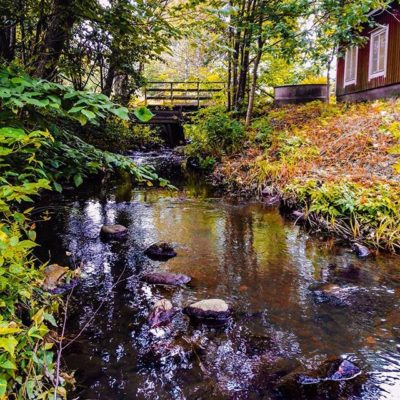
(35, 152, 400, 399)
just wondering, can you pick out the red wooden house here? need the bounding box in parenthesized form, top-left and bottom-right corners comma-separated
(336, 2, 400, 102)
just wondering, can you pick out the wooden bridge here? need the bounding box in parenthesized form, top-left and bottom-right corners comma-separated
(137, 81, 226, 146)
(144, 81, 225, 108)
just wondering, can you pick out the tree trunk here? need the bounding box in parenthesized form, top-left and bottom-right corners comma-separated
(103, 63, 116, 97)
(113, 73, 130, 106)
(245, 0, 264, 126)
(0, 23, 16, 62)
(234, 0, 256, 112)
(231, 0, 246, 111)
(33, 0, 76, 80)
(245, 50, 261, 126)
(326, 46, 336, 104)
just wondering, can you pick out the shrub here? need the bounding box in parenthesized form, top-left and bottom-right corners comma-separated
(184, 106, 245, 165)
(0, 127, 63, 398)
(0, 69, 168, 398)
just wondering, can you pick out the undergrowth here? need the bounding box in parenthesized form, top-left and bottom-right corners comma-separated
(214, 100, 400, 251)
(184, 106, 245, 170)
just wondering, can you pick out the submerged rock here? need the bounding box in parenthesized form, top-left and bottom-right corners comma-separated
(309, 282, 360, 306)
(142, 272, 191, 286)
(145, 242, 177, 261)
(277, 357, 364, 399)
(43, 264, 68, 290)
(100, 224, 128, 240)
(148, 299, 179, 328)
(184, 299, 231, 322)
(352, 243, 371, 258)
(329, 359, 361, 381)
(297, 359, 361, 385)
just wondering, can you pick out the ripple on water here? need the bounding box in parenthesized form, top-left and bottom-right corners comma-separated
(34, 176, 400, 400)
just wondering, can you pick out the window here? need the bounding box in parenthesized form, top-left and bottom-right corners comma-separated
(344, 47, 358, 86)
(369, 26, 389, 80)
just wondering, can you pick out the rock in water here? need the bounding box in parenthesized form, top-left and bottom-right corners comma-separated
(352, 243, 370, 258)
(309, 282, 359, 306)
(184, 299, 231, 322)
(277, 357, 363, 398)
(329, 360, 361, 381)
(142, 272, 191, 286)
(100, 224, 128, 240)
(145, 242, 177, 261)
(148, 299, 179, 328)
(43, 264, 68, 290)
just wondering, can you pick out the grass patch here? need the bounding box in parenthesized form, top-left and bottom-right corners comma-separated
(214, 100, 400, 251)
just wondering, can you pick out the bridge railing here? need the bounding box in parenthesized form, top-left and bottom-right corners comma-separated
(144, 81, 225, 107)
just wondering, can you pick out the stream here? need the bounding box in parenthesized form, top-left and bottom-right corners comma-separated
(36, 151, 400, 399)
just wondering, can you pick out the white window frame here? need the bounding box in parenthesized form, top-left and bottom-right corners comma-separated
(344, 46, 358, 87)
(368, 25, 389, 81)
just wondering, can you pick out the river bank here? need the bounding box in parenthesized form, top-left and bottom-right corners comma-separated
(210, 100, 400, 252)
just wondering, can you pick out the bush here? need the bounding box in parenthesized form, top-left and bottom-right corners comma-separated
(184, 106, 245, 165)
(0, 69, 168, 398)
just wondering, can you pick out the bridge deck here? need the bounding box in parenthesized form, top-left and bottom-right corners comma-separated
(144, 81, 225, 108)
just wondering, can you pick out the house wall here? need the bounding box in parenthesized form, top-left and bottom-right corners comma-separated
(336, 6, 400, 101)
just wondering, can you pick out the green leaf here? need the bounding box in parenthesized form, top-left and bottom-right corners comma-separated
(0, 337, 18, 356)
(53, 182, 63, 193)
(64, 91, 77, 99)
(28, 230, 37, 241)
(26, 380, 35, 399)
(133, 107, 154, 122)
(75, 114, 87, 126)
(11, 77, 32, 86)
(0, 127, 25, 138)
(0, 325, 21, 335)
(81, 109, 96, 120)
(68, 106, 84, 114)
(0, 377, 6, 396)
(73, 173, 83, 187)
(0, 147, 12, 156)
(112, 107, 130, 120)
(0, 89, 11, 98)
(44, 313, 57, 327)
(25, 97, 49, 107)
(0, 359, 16, 369)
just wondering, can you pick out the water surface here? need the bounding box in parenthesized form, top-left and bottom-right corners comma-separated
(36, 168, 400, 400)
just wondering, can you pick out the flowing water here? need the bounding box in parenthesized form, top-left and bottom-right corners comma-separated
(36, 152, 400, 400)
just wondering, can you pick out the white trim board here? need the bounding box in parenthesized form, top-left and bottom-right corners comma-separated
(368, 25, 389, 81)
(344, 47, 359, 87)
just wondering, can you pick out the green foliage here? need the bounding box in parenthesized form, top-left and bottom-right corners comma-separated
(0, 68, 130, 126)
(0, 68, 161, 189)
(133, 107, 154, 123)
(251, 117, 273, 146)
(1, 0, 177, 96)
(0, 126, 63, 398)
(285, 180, 400, 251)
(0, 69, 165, 398)
(184, 106, 245, 164)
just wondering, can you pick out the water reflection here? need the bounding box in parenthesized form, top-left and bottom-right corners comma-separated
(36, 184, 400, 400)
